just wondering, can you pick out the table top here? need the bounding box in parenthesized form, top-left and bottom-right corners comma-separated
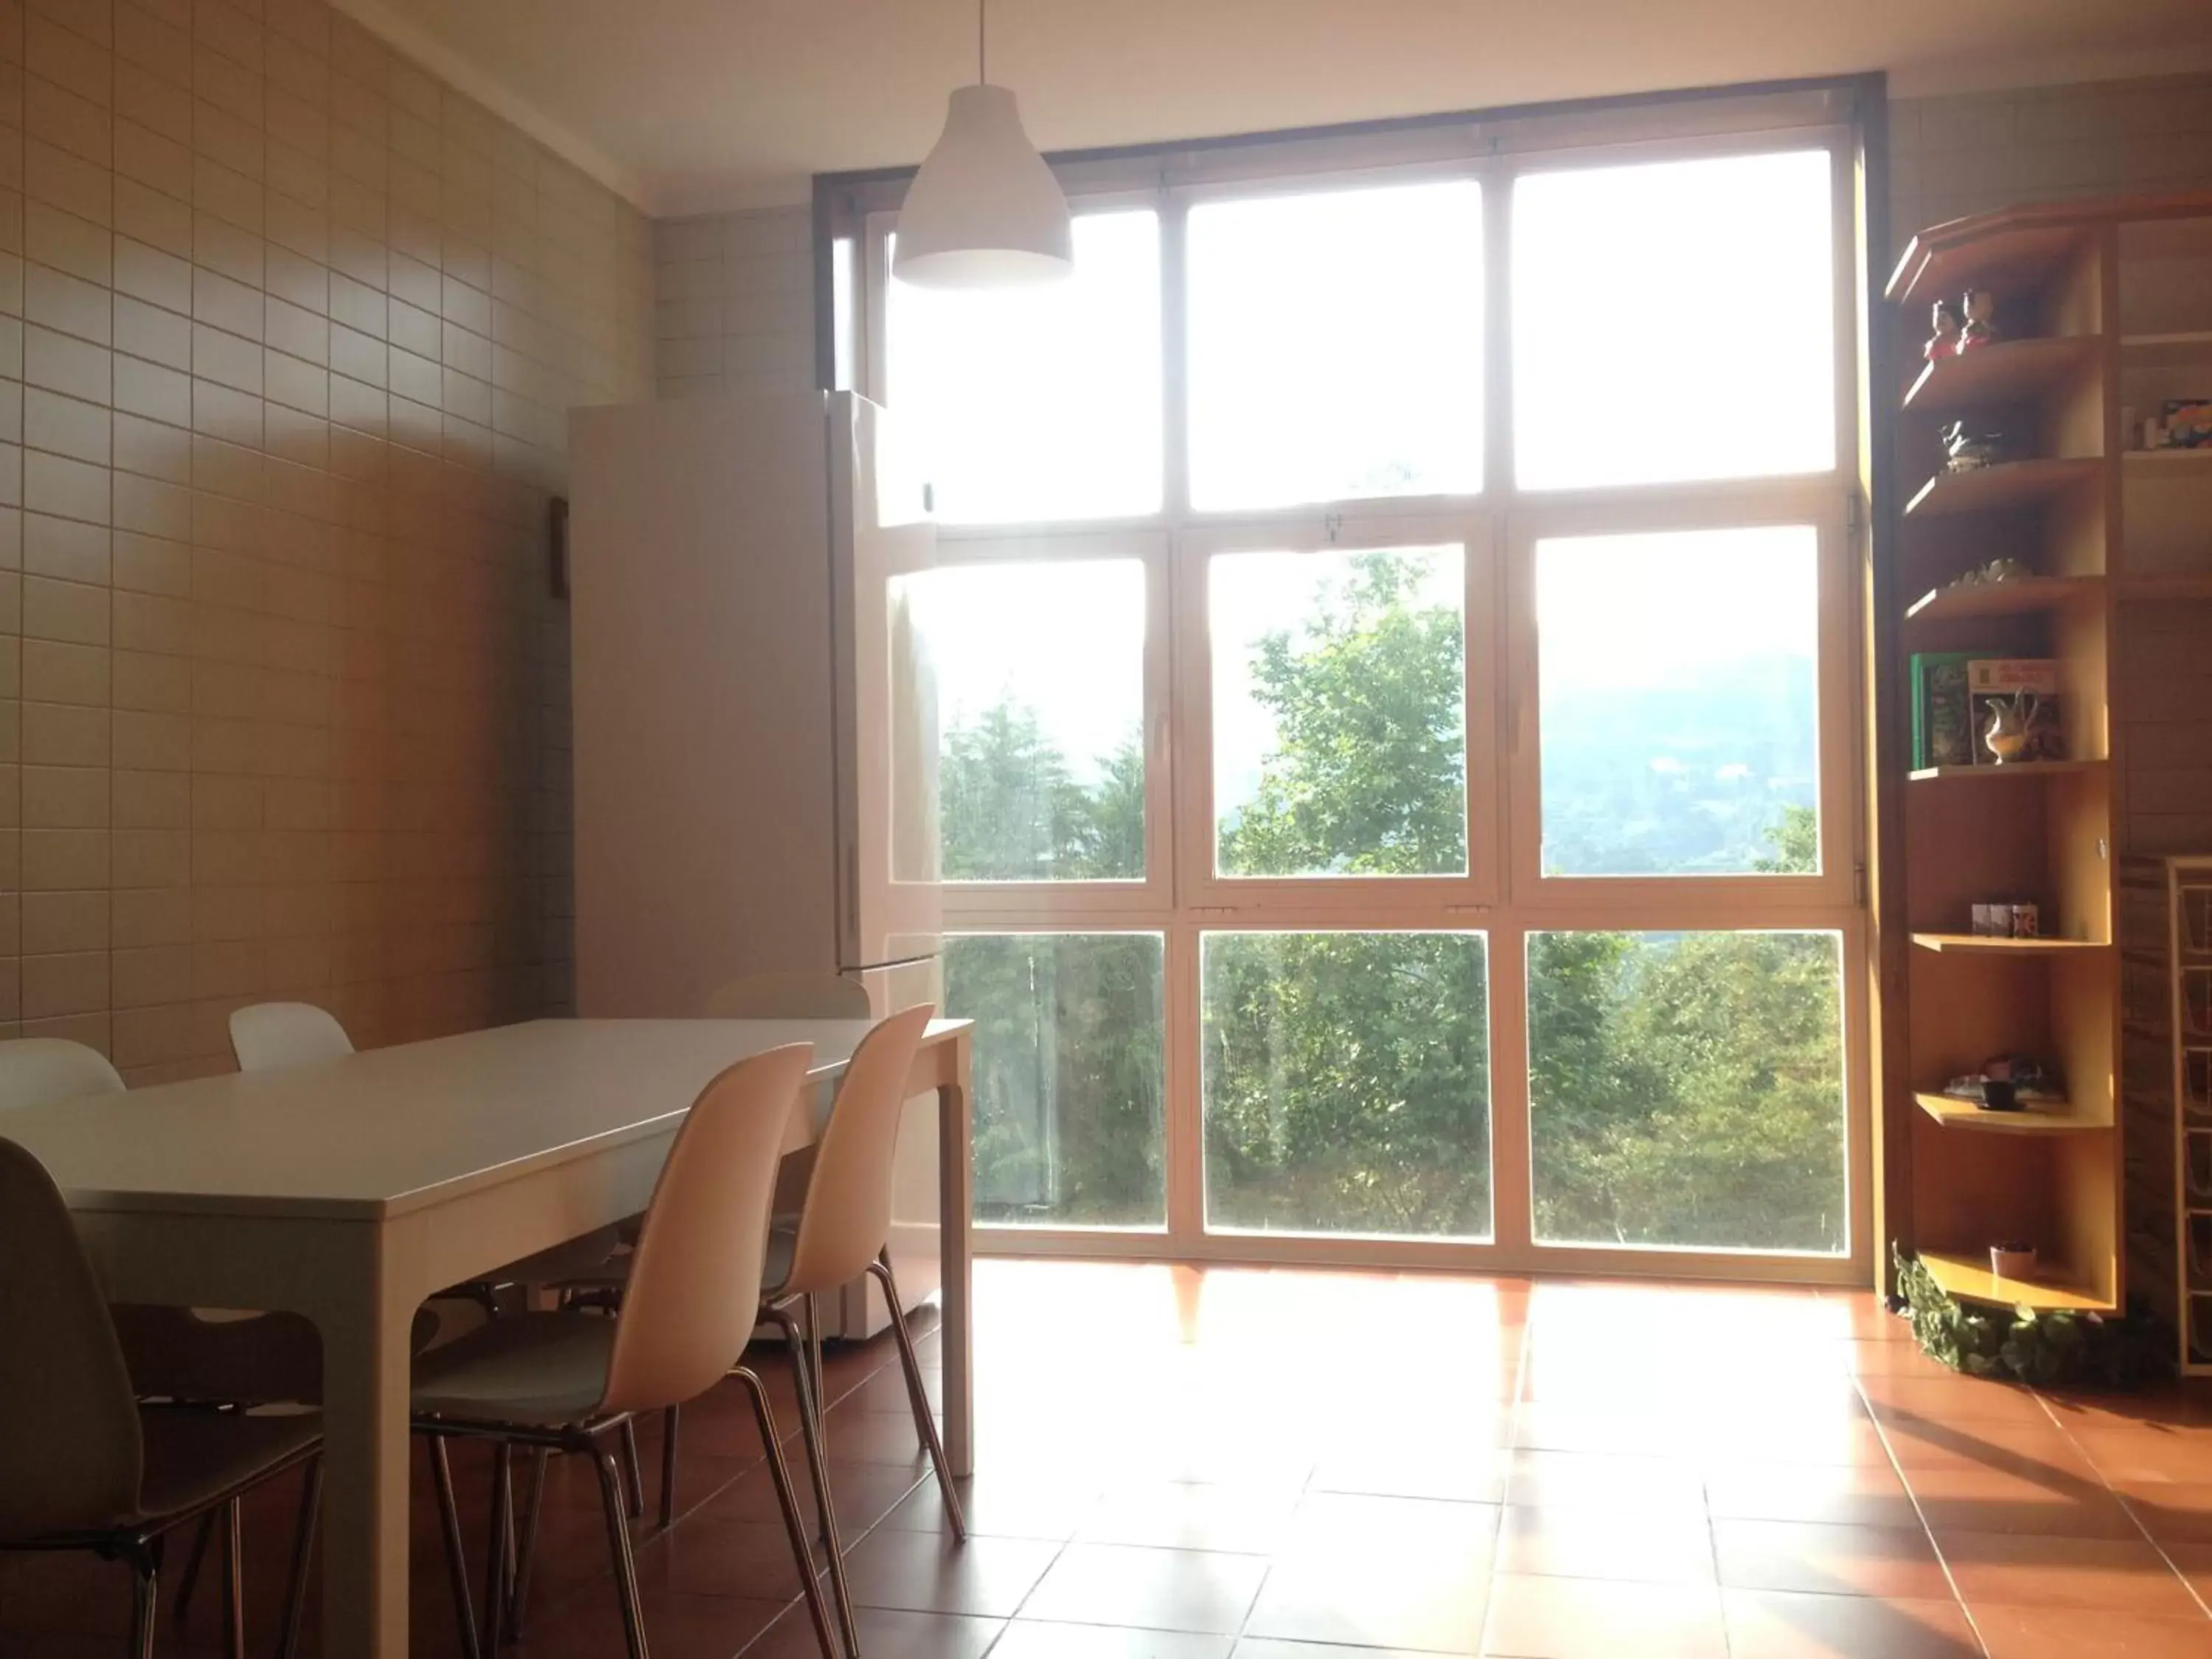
(1, 1018, 967, 1222)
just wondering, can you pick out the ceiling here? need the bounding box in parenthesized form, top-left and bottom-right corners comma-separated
(337, 0, 2212, 215)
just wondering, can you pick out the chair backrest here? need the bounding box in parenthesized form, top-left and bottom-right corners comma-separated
(229, 1002, 355, 1072)
(599, 1043, 815, 1415)
(705, 972, 873, 1020)
(0, 1140, 145, 1542)
(779, 1004, 935, 1296)
(0, 1037, 125, 1113)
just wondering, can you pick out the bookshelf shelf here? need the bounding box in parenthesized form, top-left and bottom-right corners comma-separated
(1904, 574, 2104, 624)
(1903, 336, 2102, 412)
(1913, 1093, 2109, 1133)
(2124, 448, 2212, 471)
(1907, 760, 2107, 782)
(1904, 459, 2103, 518)
(1917, 1248, 2116, 1313)
(1910, 933, 2110, 955)
(2121, 330, 2212, 363)
(2121, 572, 2212, 600)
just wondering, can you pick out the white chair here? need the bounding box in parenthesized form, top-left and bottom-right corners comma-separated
(759, 1003, 964, 1658)
(412, 1044, 837, 1659)
(225, 1001, 353, 1071)
(0, 1135, 324, 1659)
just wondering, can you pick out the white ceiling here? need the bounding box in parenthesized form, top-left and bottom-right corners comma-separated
(337, 0, 2212, 215)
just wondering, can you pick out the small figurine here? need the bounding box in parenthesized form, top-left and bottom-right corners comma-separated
(1958, 288, 2000, 351)
(1983, 689, 2041, 764)
(1951, 557, 2034, 588)
(1924, 299, 1962, 364)
(1941, 420, 2004, 473)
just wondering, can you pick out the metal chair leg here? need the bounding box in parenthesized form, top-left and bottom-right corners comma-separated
(509, 1447, 550, 1638)
(173, 1509, 214, 1621)
(127, 1541, 160, 1659)
(770, 1298, 859, 1659)
(590, 1442, 652, 1659)
(658, 1405, 680, 1529)
(484, 1441, 515, 1652)
(866, 1251, 966, 1540)
(428, 1436, 484, 1659)
(734, 1367, 841, 1659)
(277, 1458, 322, 1659)
(220, 1497, 246, 1659)
(807, 1292, 828, 1433)
(619, 1417, 646, 1518)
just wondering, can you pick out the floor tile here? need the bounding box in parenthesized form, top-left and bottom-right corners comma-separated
(1880, 1419, 2097, 1478)
(1938, 1529, 2201, 1614)
(1079, 1481, 1303, 1555)
(832, 1527, 1060, 1618)
(2120, 1482, 2212, 1545)
(1231, 1643, 1447, 1659)
(991, 1622, 1234, 1659)
(1498, 1504, 1717, 1584)
(1720, 1587, 1982, 1659)
(1704, 1461, 1922, 1529)
(1018, 1543, 1269, 1635)
(1243, 1551, 1490, 1652)
(1478, 1572, 1727, 1659)
(880, 1471, 1104, 1541)
(1970, 1603, 2212, 1658)
(1905, 1467, 2141, 1538)
(1711, 1519, 1951, 1601)
(743, 1603, 1004, 1658)
(1503, 1450, 1706, 1512)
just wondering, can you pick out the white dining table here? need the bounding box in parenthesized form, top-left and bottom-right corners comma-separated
(4, 1015, 975, 1659)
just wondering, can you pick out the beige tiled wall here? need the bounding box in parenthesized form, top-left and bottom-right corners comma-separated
(650, 207, 813, 400)
(0, 0, 655, 1081)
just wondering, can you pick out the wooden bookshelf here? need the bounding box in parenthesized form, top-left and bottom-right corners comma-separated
(1872, 197, 2199, 1325)
(1913, 1092, 2108, 1133)
(1917, 1248, 2115, 1313)
(1902, 335, 2102, 411)
(1903, 459, 2103, 518)
(1904, 575, 2104, 625)
(1907, 760, 2108, 783)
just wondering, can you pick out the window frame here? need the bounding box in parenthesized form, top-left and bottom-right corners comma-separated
(851, 107, 1873, 1287)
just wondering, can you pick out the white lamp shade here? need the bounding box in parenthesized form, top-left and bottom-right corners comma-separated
(894, 83, 1074, 288)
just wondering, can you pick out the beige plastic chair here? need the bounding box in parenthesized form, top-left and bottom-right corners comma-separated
(410, 1043, 837, 1659)
(226, 1001, 354, 1071)
(760, 1003, 964, 1658)
(705, 971, 874, 1020)
(0, 1137, 324, 1659)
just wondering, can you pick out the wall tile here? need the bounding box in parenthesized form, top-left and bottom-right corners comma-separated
(0, 0, 651, 1060)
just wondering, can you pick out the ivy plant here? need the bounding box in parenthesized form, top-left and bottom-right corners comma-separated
(1892, 1245, 2170, 1388)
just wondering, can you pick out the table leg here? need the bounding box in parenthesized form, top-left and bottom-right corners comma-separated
(312, 1249, 415, 1659)
(936, 1065, 974, 1478)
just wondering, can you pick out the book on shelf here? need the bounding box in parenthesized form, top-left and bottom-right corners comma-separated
(1911, 654, 2065, 767)
(1910, 652, 1975, 768)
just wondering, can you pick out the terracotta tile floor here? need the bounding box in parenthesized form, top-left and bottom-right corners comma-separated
(9, 1261, 2212, 1656)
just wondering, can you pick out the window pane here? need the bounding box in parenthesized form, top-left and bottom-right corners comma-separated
(1528, 931, 1847, 1253)
(1212, 546, 1466, 877)
(946, 933, 1166, 1228)
(1188, 181, 1484, 510)
(1513, 150, 1834, 490)
(888, 211, 1162, 524)
(1537, 526, 1819, 877)
(914, 560, 1147, 882)
(1202, 931, 1491, 1239)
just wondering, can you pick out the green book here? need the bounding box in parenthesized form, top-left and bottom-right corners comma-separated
(1910, 652, 1977, 769)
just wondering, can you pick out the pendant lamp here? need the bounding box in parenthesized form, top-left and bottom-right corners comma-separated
(894, 0, 1073, 288)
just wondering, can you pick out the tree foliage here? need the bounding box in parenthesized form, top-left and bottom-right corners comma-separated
(940, 550, 1847, 1248)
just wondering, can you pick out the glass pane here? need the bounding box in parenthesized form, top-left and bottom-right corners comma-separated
(1537, 526, 1820, 877)
(946, 933, 1166, 1228)
(1528, 930, 1847, 1254)
(1513, 150, 1834, 490)
(887, 211, 1162, 524)
(1188, 181, 1484, 510)
(1202, 931, 1491, 1239)
(1211, 545, 1467, 877)
(913, 559, 1147, 883)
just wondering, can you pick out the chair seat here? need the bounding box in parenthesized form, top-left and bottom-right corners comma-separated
(411, 1312, 616, 1427)
(134, 1407, 320, 1525)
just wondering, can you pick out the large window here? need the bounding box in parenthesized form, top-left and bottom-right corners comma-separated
(1526, 930, 1848, 1254)
(1210, 545, 1467, 879)
(872, 114, 1863, 1281)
